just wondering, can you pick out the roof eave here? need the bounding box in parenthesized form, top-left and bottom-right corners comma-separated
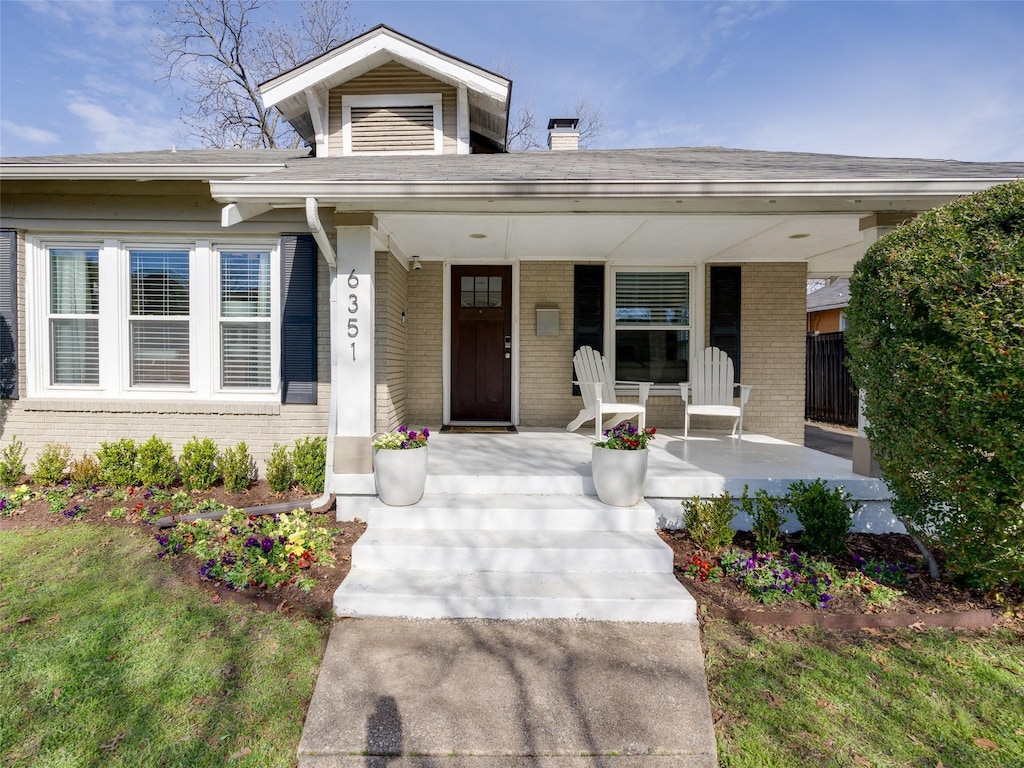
(1, 163, 293, 181)
(209, 177, 1014, 202)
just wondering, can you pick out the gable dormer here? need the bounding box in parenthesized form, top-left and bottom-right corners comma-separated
(259, 25, 511, 156)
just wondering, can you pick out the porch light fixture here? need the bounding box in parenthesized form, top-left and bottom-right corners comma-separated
(411, 256, 422, 270)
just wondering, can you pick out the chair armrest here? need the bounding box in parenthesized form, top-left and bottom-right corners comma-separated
(573, 380, 604, 405)
(679, 382, 690, 403)
(737, 384, 753, 406)
(615, 380, 653, 405)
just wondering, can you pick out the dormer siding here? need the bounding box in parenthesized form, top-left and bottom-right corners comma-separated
(328, 61, 458, 156)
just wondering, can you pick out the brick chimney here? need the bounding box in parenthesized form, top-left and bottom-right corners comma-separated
(547, 117, 580, 150)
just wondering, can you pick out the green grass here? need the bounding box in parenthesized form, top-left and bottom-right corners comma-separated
(704, 618, 1024, 767)
(0, 525, 329, 768)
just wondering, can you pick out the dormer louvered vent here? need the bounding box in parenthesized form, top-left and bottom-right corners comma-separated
(350, 105, 434, 153)
(341, 93, 443, 155)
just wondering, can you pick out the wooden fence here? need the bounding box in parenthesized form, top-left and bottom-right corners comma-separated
(805, 331, 858, 426)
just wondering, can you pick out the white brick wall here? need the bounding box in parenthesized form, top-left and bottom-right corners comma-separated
(374, 251, 408, 431)
(404, 262, 443, 424)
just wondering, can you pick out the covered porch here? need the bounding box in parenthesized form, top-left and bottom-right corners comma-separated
(338, 427, 899, 533)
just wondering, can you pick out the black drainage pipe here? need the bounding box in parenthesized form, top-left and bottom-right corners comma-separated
(154, 498, 316, 529)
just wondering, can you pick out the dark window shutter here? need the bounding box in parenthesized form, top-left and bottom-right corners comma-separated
(0, 230, 17, 399)
(572, 265, 604, 395)
(280, 234, 318, 404)
(709, 266, 741, 381)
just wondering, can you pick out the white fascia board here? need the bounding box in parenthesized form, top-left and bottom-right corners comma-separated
(260, 30, 508, 110)
(2, 164, 290, 181)
(209, 178, 1012, 202)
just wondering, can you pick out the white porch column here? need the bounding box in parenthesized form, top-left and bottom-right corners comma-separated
(333, 214, 376, 480)
(851, 213, 912, 478)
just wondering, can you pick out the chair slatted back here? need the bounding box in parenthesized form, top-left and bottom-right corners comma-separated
(573, 346, 616, 406)
(691, 346, 735, 406)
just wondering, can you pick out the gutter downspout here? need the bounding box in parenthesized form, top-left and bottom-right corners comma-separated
(306, 197, 338, 511)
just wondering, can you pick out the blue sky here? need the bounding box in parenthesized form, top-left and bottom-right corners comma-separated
(1, 0, 1022, 160)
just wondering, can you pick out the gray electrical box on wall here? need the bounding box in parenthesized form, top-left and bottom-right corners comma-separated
(536, 304, 559, 335)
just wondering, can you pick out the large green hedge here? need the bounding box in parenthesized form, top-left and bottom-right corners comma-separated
(846, 180, 1024, 589)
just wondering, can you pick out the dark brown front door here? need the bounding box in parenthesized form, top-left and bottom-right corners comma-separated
(451, 265, 512, 421)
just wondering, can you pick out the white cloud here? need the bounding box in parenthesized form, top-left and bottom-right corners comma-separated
(66, 98, 177, 153)
(0, 119, 59, 145)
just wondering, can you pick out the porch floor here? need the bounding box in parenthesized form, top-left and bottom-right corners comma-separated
(419, 427, 889, 500)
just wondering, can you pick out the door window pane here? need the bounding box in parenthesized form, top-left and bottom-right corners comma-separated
(460, 274, 503, 307)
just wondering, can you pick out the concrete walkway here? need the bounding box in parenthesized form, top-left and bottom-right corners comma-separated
(299, 618, 718, 767)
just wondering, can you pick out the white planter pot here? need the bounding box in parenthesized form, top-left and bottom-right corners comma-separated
(374, 446, 428, 506)
(591, 446, 648, 507)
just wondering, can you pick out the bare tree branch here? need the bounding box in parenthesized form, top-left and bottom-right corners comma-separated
(153, 0, 359, 148)
(495, 58, 605, 151)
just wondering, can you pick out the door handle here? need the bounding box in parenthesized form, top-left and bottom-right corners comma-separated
(504, 335, 511, 349)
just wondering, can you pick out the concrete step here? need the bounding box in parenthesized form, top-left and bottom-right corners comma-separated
(352, 528, 674, 573)
(365, 494, 655, 532)
(333, 569, 697, 623)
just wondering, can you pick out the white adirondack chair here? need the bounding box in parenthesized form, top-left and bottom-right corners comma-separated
(680, 346, 752, 440)
(566, 346, 651, 439)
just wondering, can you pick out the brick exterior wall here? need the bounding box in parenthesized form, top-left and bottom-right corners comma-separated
(0, 232, 333, 467)
(519, 262, 576, 425)
(732, 262, 806, 443)
(404, 261, 443, 425)
(374, 251, 408, 431)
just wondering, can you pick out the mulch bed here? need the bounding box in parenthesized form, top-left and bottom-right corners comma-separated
(5, 481, 1021, 629)
(659, 528, 1023, 629)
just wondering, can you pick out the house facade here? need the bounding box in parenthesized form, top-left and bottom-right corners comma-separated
(2, 25, 1022, 497)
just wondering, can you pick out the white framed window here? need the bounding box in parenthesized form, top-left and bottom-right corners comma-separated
(341, 93, 443, 155)
(129, 248, 191, 387)
(218, 249, 272, 390)
(27, 236, 280, 400)
(611, 268, 693, 386)
(48, 247, 100, 386)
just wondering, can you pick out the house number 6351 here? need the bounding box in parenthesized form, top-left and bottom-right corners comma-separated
(347, 269, 359, 360)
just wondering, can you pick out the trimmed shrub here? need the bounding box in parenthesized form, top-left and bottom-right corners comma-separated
(137, 435, 177, 488)
(266, 443, 294, 493)
(97, 438, 139, 488)
(741, 484, 786, 554)
(0, 437, 28, 487)
(69, 452, 103, 488)
(179, 437, 219, 491)
(292, 436, 327, 495)
(847, 180, 1024, 588)
(31, 443, 72, 487)
(787, 479, 858, 558)
(682, 492, 736, 553)
(221, 442, 257, 494)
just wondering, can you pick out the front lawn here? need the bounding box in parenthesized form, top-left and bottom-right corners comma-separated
(0, 525, 329, 768)
(705, 618, 1024, 767)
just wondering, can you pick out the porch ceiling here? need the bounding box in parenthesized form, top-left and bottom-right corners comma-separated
(375, 211, 865, 276)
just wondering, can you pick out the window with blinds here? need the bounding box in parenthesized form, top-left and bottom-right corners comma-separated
(220, 251, 271, 389)
(129, 250, 190, 386)
(49, 248, 100, 385)
(614, 271, 691, 384)
(350, 106, 434, 153)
